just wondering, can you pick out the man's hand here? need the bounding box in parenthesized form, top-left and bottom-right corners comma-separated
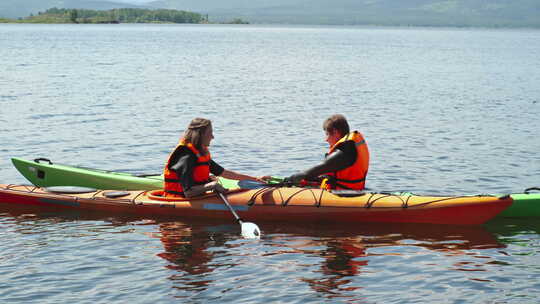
(284, 172, 307, 184)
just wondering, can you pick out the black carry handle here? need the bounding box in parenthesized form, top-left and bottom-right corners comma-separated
(524, 187, 540, 194)
(34, 158, 53, 165)
(135, 173, 162, 177)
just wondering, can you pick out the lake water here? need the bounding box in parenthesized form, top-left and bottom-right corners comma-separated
(1, 24, 539, 303)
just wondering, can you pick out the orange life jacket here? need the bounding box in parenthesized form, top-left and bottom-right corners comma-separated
(321, 131, 369, 190)
(163, 141, 211, 197)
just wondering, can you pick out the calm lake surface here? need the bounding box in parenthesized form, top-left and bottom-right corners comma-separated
(1, 24, 539, 303)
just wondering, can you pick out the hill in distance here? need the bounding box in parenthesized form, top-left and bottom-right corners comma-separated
(148, 0, 540, 27)
(2, 0, 539, 28)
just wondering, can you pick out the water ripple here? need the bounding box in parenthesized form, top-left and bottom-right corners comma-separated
(1, 24, 539, 303)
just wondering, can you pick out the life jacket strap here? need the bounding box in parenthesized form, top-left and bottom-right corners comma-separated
(335, 182, 354, 190)
(335, 177, 366, 183)
(164, 189, 185, 196)
(164, 178, 181, 183)
(355, 139, 365, 147)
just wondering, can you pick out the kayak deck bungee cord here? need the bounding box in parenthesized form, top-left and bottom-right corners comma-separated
(0, 183, 511, 225)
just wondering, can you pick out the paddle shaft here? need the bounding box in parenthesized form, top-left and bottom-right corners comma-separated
(217, 192, 243, 224)
(217, 192, 261, 239)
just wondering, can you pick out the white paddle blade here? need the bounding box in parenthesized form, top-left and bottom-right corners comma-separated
(241, 222, 261, 239)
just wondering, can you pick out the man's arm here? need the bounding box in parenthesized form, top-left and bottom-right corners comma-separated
(287, 141, 356, 183)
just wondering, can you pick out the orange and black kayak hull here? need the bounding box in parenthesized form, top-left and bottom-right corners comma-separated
(0, 184, 512, 225)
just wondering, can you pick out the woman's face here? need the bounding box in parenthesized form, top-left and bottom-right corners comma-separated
(201, 125, 214, 148)
(325, 128, 341, 147)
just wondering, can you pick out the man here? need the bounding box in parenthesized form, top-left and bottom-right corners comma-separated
(284, 114, 369, 190)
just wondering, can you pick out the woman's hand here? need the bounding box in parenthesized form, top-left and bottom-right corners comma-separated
(185, 181, 227, 198)
(207, 181, 227, 193)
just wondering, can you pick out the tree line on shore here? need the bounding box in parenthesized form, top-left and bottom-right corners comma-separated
(1, 7, 248, 24)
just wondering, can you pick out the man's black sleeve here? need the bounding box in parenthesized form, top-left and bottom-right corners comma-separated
(209, 159, 225, 176)
(287, 141, 357, 182)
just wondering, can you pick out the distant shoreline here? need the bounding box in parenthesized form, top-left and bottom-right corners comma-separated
(2, 2, 539, 29)
(0, 8, 249, 25)
(1, 8, 538, 29)
(2, 20, 539, 30)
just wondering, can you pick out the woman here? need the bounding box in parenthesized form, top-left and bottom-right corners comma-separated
(164, 118, 261, 198)
(280, 114, 370, 190)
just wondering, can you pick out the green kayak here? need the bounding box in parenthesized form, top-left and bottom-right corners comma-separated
(11, 157, 239, 190)
(10, 157, 540, 218)
(498, 189, 540, 217)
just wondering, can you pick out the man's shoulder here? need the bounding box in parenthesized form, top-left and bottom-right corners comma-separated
(336, 139, 356, 151)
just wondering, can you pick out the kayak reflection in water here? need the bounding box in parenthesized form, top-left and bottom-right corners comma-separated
(295, 223, 505, 297)
(268, 114, 370, 191)
(163, 117, 262, 198)
(155, 222, 222, 276)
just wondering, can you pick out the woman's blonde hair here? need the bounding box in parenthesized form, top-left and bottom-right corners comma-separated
(182, 117, 212, 155)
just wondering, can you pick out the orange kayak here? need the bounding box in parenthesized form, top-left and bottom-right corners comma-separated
(0, 184, 511, 225)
